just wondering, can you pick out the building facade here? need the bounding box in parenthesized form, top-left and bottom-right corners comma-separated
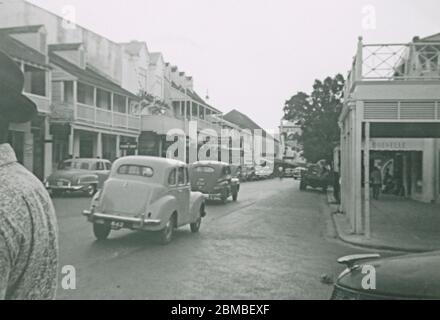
(339, 35, 440, 236)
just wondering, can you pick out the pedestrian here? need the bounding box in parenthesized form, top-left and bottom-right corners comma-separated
(0, 51, 59, 300)
(332, 169, 341, 205)
(278, 166, 284, 180)
(371, 166, 382, 200)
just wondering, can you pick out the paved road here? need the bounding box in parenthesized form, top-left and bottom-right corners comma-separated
(54, 178, 371, 300)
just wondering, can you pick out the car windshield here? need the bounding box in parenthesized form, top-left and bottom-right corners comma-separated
(193, 166, 215, 173)
(117, 164, 154, 178)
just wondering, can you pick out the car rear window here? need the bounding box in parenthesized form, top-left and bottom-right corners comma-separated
(118, 165, 154, 177)
(194, 166, 215, 173)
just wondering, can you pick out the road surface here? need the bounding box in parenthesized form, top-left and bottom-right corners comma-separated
(54, 178, 371, 300)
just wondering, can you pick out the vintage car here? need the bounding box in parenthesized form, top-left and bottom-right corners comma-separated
(45, 158, 111, 197)
(83, 156, 206, 244)
(299, 163, 331, 192)
(230, 164, 243, 181)
(331, 252, 440, 300)
(255, 159, 274, 180)
(293, 167, 307, 180)
(189, 161, 240, 203)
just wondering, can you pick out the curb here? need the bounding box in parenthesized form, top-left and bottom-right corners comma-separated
(325, 191, 432, 254)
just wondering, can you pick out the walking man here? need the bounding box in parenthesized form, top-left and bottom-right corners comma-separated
(371, 166, 383, 200)
(0, 51, 59, 300)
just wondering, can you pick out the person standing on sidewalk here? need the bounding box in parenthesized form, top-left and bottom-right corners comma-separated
(371, 166, 383, 200)
(0, 51, 59, 300)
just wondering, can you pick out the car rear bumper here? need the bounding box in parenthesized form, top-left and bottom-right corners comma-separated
(47, 185, 85, 192)
(82, 210, 163, 231)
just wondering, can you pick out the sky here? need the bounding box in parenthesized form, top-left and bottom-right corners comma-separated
(29, 0, 440, 131)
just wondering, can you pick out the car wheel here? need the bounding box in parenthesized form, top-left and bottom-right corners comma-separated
(220, 189, 228, 204)
(85, 184, 97, 197)
(93, 223, 111, 241)
(159, 215, 175, 245)
(190, 217, 202, 233)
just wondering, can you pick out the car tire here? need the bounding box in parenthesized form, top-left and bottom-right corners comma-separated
(85, 184, 97, 197)
(158, 215, 175, 245)
(190, 217, 202, 233)
(93, 223, 111, 241)
(220, 189, 228, 204)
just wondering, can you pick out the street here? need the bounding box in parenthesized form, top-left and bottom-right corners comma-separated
(55, 178, 370, 300)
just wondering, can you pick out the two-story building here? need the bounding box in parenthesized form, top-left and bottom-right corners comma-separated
(49, 43, 140, 164)
(0, 25, 52, 180)
(339, 35, 440, 236)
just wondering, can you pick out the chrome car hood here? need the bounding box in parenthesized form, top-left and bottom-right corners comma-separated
(337, 251, 440, 299)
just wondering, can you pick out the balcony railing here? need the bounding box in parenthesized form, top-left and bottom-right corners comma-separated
(345, 37, 440, 96)
(76, 103, 140, 131)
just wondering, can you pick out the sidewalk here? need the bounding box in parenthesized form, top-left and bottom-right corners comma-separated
(327, 191, 440, 252)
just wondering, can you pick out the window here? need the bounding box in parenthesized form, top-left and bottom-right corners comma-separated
(168, 168, 177, 185)
(64, 81, 74, 103)
(96, 88, 112, 110)
(194, 166, 215, 173)
(118, 165, 154, 177)
(80, 162, 90, 170)
(105, 162, 111, 170)
(95, 162, 104, 171)
(113, 94, 127, 113)
(178, 167, 186, 185)
(77, 82, 94, 105)
(24, 65, 46, 96)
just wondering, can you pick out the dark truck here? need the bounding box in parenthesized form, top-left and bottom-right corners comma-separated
(299, 163, 332, 192)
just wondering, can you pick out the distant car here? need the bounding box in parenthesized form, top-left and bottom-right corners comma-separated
(331, 252, 440, 300)
(83, 156, 206, 244)
(293, 167, 307, 180)
(284, 167, 295, 178)
(45, 158, 111, 197)
(189, 161, 240, 203)
(299, 164, 331, 192)
(242, 165, 256, 181)
(230, 164, 243, 181)
(255, 159, 274, 180)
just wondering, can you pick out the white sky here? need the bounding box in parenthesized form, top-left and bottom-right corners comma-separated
(29, 0, 440, 131)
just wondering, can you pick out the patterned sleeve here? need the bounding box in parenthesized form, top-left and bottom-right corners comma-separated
(0, 232, 12, 300)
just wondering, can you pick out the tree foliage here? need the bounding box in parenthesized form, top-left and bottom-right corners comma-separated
(283, 74, 345, 163)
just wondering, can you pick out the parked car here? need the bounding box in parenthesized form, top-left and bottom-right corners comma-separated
(189, 161, 240, 203)
(242, 165, 256, 181)
(230, 164, 243, 181)
(45, 158, 111, 197)
(83, 156, 206, 244)
(293, 167, 307, 180)
(299, 163, 331, 192)
(284, 167, 295, 178)
(331, 252, 440, 300)
(255, 159, 274, 180)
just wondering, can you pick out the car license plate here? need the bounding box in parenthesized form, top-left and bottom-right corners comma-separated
(94, 219, 105, 225)
(111, 221, 124, 229)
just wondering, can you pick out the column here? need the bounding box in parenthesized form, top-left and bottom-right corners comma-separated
(353, 101, 364, 234)
(68, 126, 74, 156)
(43, 116, 53, 179)
(95, 132, 103, 158)
(73, 132, 80, 158)
(116, 135, 121, 158)
(23, 126, 34, 173)
(364, 122, 371, 239)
